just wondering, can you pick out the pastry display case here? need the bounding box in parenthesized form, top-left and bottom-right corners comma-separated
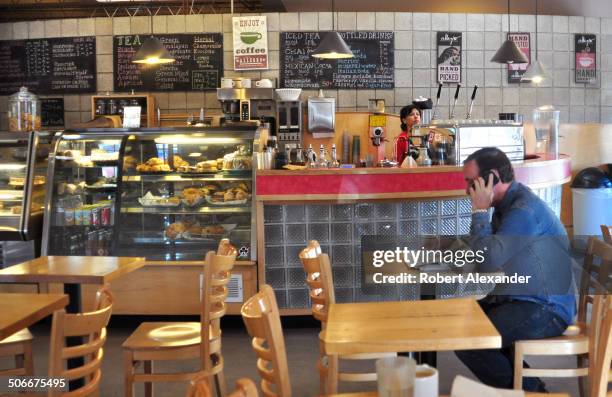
(0, 131, 51, 241)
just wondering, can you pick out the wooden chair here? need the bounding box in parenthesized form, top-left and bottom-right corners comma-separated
(299, 240, 396, 394)
(241, 284, 291, 397)
(0, 328, 34, 377)
(48, 285, 114, 397)
(589, 295, 612, 397)
(122, 239, 237, 397)
(187, 374, 259, 397)
(513, 237, 612, 396)
(601, 225, 612, 244)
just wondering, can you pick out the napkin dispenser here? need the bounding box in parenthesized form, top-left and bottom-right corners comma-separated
(308, 96, 335, 138)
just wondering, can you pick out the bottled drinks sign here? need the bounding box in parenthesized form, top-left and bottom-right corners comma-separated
(436, 32, 462, 83)
(575, 34, 596, 84)
(233, 16, 268, 70)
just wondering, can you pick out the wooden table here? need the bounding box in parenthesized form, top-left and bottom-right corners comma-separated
(322, 298, 501, 355)
(0, 256, 145, 389)
(0, 293, 68, 340)
(326, 393, 569, 397)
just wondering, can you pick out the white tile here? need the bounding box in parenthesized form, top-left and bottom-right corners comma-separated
(588, 88, 603, 105)
(279, 13, 300, 31)
(318, 12, 332, 31)
(395, 31, 412, 50)
(337, 12, 356, 30)
(553, 52, 570, 70)
(553, 34, 569, 51)
(268, 50, 279, 69)
(168, 93, 187, 110)
(394, 13, 412, 31)
(412, 69, 431, 87)
(263, 13, 279, 32)
(485, 88, 502, 106)
(537, 33, 552, 51)
(13, 22, 28, 39)
(396, 50, 413, 68)
(520, 87, 536, 105)
(45, 20, 60, 37)
(466, 32, 484, 50)
(553, 16, 569, 33)
(536, 87, 553, 105)
(96, 36, 112, 55)
(484, 32, 502, 50)
(485, 69, 502, 87)
(411, 50, 429, 68)
(467, 69, 484, 86)
(152, 16, 167, 34)
(185, 15, 203, 32)
(466, 14, 484, 32)
(413, 13, 431, 31)
(223, 33, 232, 52)
(501, 14, 519, 31)
(558, 106, 570, 123)
(585, 17, 600, 34)
(96, 54, 113, 73)
(570, 107, 585, 123)
(131, 16, 151, 34)
(413, 31, 430, 50)
(268, 33, 279, 51)
(222, 14, 233, 33)
(484, 51, 499, 68)
(394, 88, 413, 106)
(502, 87, 519, 105)
(186, 92, 205, 109)
(484, 14, 501, 32)
(570, 88, 585, 105)
(518, 14, 535, 32)
(78, 19, 95, 36)
(167, 15, 185, 33)
(553, 88, 570, 105)
(431, 13, 449, 31)
(569, 16, 585, 34)
(0, 24, 12, 40)
(585, 106, 600, 122)
(61, 19, 77, 37)
(356, 90, 375, 107)
(113, 17, 130, 35)
(395, 69, 412, 88)
(376, 12, 394, 30)
(356, 13, 375, 30)
(537, 15, 552, 33)
(97, 73, 113, 92)
(374, 89, 395, 106)
(299, 12, 318, 30)
(449, 13, 466, 32)
(80, 96, 91, 112)
(466, 51, 484, 69)
(28, 21, 44, 39)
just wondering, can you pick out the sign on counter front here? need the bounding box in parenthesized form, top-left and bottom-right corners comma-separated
(507, 33, 530, 83)
(233, 16, 268, 70)
(575, 34, 597, 84)
(436, 32, 462, 84)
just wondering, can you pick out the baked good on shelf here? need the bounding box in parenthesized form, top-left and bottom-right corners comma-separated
(136, 157, 171, 172)
(204, 225, 225, 235)
(165, 222, 186, 239)
(173, 155, 189, 169)
(11, 206, 22, 214)
(180, 187, 203, 206)
(234, 189, 248, 201)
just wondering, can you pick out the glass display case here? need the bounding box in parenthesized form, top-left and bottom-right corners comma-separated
(42, 127, 260, 261)
(0, 131, 51, 241)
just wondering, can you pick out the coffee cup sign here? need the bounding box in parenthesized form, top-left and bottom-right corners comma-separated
(233, 16, 269, 70)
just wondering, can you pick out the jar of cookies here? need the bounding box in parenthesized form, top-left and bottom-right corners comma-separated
(8, 87, 41, 132)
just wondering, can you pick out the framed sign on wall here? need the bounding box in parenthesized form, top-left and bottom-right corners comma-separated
(436, 32, 462, 84)
(575, 34, 596, 84)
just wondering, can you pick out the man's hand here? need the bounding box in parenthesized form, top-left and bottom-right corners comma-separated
(469, 173, 494, 211)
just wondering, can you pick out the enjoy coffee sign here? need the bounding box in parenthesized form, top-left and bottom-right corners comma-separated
(233, 16, 268, 70)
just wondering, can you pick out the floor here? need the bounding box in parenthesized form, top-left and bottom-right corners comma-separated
(1, 315, 580, 397)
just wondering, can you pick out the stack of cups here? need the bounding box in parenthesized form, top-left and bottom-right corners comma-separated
(376, 357, 438, 397)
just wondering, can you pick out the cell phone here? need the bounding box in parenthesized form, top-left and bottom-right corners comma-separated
(480, 170, 500, 187)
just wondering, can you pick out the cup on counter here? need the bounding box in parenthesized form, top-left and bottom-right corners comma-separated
(221, 78, 234, 88)
(255, 78, 273, 88)
(376, 357, 415, 397)
(414, 364, 438, 397)
(240, 78, 252, 88)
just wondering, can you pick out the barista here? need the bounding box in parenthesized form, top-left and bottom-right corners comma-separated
(395, 105, 421, 165)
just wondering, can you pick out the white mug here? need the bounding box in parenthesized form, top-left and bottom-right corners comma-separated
(414, 364, 438, 397)
(221, 78, 234, 88)
(241, 78, 252, 88)
(256, 79, 273, 88)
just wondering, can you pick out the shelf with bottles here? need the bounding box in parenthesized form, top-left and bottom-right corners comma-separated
(91, 94, 156, 127)
(47, 225, 114, 256)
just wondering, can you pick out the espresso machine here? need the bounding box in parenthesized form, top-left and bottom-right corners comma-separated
(276, 101, 302, 150)
(217, 83, 276, 127)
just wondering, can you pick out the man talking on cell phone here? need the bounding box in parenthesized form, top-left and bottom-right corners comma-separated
(454, 147, 576, 392)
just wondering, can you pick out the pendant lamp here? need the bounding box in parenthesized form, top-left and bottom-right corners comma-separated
(491, 0, 529, 64)
(311, 0, 354, 59)
(522, 0, 549, 84)
(132, 11, 175, 65)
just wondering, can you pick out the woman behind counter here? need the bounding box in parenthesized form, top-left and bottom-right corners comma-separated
(394, 105, 422, 165)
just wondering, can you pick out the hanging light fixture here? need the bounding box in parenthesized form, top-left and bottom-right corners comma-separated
(132, 8, 175, 65)
(311, 0, 354, 59)
(522, 0, 549, 84)
(491, 0, 529, 64)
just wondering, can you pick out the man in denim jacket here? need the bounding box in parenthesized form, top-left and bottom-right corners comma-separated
(455, 147, 576, 391)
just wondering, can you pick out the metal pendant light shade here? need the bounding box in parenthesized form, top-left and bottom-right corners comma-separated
(522, 60, 549, 84)
(311, 31, 354, 59)
(491, 38, 529, 64)
(132, 36, 175, 65)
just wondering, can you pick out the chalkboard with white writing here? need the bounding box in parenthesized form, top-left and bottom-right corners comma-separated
(114, 34, 223, 91)
(41, 98, 65, 128)
(0, 37, 96, 95)
(280, 31, 394, 89)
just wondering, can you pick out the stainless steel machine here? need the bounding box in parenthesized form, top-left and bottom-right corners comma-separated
(217, 88, 276, 123)
(276, 101, 302, 149)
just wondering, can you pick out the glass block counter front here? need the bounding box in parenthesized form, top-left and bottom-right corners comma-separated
(262, 185, 563, 310)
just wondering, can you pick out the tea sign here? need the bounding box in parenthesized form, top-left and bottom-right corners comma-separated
(233, 16, 268, 70)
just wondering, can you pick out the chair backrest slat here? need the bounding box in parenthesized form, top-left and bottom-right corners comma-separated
(589, 295, 612, 397)
(578, 237, 612, 324)
(299, 240, 335, 326)
(187, 375, 259, 397)
(241, 285, 291, 397)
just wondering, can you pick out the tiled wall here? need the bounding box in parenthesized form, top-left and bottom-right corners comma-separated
(0, 12, 611, 130)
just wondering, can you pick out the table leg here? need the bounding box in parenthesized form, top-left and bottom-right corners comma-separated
(64, 283, 85, 391)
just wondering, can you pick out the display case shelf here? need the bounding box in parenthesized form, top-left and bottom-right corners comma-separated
(122, 174, 252, 182)
(121, 206, 251, 214)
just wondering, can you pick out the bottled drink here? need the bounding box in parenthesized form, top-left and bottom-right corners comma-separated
(306, 144, 317, 168)
(316, 144, 329, 168)
(330, 144, 340, 168)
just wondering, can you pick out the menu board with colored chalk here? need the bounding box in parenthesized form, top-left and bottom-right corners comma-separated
(280, 31, 394, 89)
(113, 33, 223, 91)
(0, 37, 96, 95)
(41, 98, 65, 128)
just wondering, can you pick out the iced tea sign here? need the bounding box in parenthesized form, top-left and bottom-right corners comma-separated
(436, 32, 462, 83)
(233, 16, 268, 70)
(575, 34, 596, 84)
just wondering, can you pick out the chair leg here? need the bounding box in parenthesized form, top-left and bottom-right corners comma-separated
(214, 369, 227, 397)
(22, 340, 34, 376)
(513, 345, 524, 389)
(326, 354, 339, 395)
(317, 356, 327, 396)
(144, 360, 153, 397)
(577, 355, 587, 397)
(123, 350, 135, 397)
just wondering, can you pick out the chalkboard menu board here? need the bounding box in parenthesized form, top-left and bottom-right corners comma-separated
(41, 98, 64, 128)
(280, 31, 394, 89)
(114, 34, 223, 91)
(0, 37, 96, 95)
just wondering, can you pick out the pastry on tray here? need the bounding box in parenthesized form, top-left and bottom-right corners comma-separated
(180, 187, 204, 207)
(165, 222, 187, 239)
(136, 157, 172, 172)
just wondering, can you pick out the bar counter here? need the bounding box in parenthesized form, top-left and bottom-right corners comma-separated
(256, 154, 570, 314)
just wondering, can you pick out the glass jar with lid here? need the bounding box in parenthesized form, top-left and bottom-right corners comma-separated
(8, 86, 41, 132)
